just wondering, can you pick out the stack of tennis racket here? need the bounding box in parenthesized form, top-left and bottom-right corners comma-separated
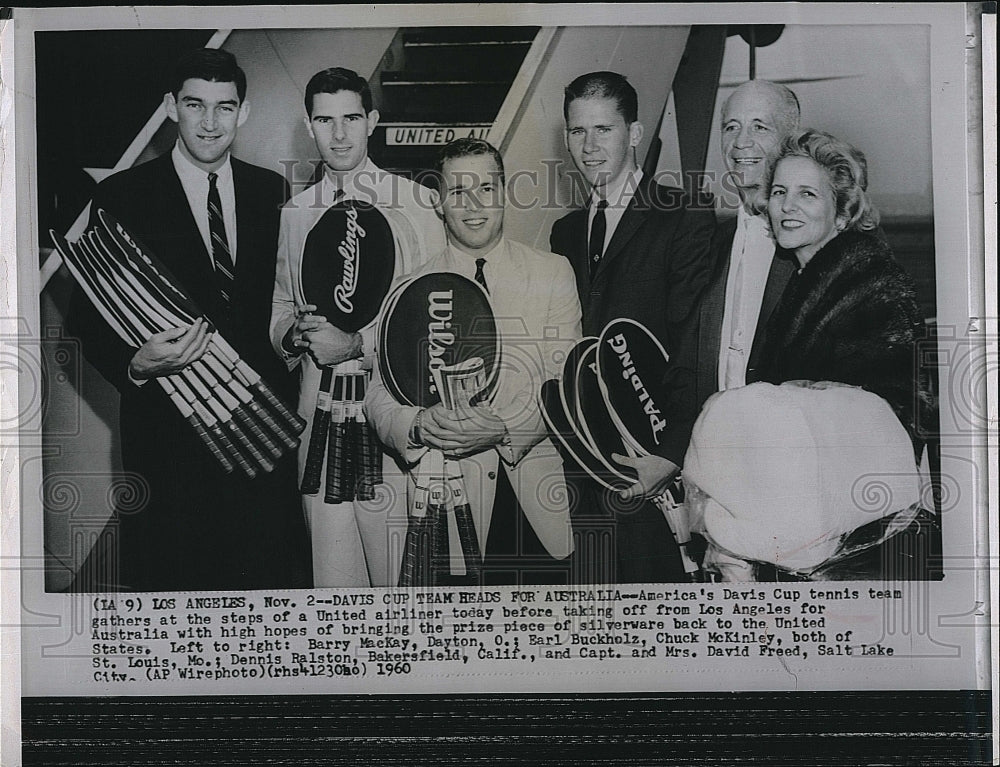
(540, 318, 698, 576)
(50, 209, 305, 478)
(299, 372, 382, 503)
(296, 199, 397, 503)
(377, 272, 501, 587)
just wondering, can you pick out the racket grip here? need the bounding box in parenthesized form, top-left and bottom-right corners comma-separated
(300, 408, 330, 494)
(225, 418, 275, 475)
(324, 422, 349, 504)
(431, 502, 448, 585)
(232, 404, 284, 461)
(397, 516, 426, 588)
(356, 421, 381, 501)
(338, 421, 357, 502)
(185, 413, 235, 474)
(255, 382, 307, 434)
(208, 422, 257, 479)
(454, 503, 482, 579)
(248, 398, 299, 451)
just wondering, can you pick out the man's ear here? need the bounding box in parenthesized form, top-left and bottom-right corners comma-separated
(629, 121, 644, 147)
(303, 113, 315, 140)
(163, 92, 179, 123)
(429, 187, 443, 220)
(237, 99, 250, 128)
(366, 109, 380, 136)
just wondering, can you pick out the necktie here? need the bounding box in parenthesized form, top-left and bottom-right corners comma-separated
(208, 172, 234, 304)
(588, 199, 608, 281)
(474, 257, 489, 294)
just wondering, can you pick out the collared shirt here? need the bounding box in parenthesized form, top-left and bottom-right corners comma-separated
(717, 205, 776, 391)
(314, 156, 389, 207)
(445, 239, 507, 291)
(587, 167, 643, 255)
(171, 143, 238, 263)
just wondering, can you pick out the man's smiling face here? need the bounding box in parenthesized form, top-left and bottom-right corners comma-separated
(165, 78, 248, 172)
(438, 152, 505, 256)
(565, 95, 642, 195)
(307, 89, 378, 176)
(720, 83, 790, 195)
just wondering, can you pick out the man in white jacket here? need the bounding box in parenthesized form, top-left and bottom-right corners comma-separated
(270, 67, 445, 587)
(366, 138, 582, 585)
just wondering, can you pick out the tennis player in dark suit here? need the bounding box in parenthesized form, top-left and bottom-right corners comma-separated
(693, 80, 801, 412)
(68, 49, 309, 591)
(550, 72, 715, 583)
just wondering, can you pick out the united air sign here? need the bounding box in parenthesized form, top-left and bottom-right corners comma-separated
(384, 124, 492, 146)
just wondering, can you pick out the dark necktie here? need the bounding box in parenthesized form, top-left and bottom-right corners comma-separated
(208, 172, 234, 304)
(474, 257, 489, 294)
(588, 198, 608, 281)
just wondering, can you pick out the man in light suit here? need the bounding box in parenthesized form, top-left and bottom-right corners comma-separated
(68, 49, 309, 591)
(550, 71, 715, 583)
(270, 67, 445, 587)
(366, 138, 582, 585)
(694, 79, 800, 410)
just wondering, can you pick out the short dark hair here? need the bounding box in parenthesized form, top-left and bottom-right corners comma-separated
(169, 48, 247, 103)
(304, 67, 373, 117)
(433, 138, 506, 192)
(563, 71, 638, 124)
(768, 129, 880, 232)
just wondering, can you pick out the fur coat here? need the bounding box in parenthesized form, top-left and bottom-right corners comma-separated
(755, 230, 932, 450)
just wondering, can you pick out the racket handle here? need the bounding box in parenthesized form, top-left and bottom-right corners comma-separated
(300, 408, 330, 494)
(224, 417, 275, 475)
(397, 514, 428, 587)
(247, 398, 299, 451)
(339, 420, 357, 502)
(324, 421, 348, 504)
(455, 506, 482, 581)
(208, 421, 257, 479)
(255, 381, 307, 434)
(356, 421, 381, 501)
(185, 413, 235, 474)
(431, 500, 449, 585)
(232, 404, 284, 461)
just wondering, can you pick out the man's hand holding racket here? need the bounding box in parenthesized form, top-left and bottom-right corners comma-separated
(128, 317, 212, 380)
(415, 402, 507, 459)
(283, 303, 361, 367)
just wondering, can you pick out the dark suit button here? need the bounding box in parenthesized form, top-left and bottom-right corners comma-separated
(488, 471, 497, 480)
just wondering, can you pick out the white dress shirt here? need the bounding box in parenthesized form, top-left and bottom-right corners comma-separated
(717, 206, 776, 391)
(171, 143, 238, 263)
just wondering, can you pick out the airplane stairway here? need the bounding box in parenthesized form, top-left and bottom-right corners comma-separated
(370, 26, 540, 178)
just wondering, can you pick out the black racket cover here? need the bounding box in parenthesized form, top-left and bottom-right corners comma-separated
(300, 201, 396, 332)
(596, 318, 671, 457)
(378, 272, 499, 408)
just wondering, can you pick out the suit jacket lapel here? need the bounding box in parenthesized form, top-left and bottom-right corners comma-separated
(563, 208, 591, 304)
(157, 155, 233, 323)
(696, 216, 738, 402)
(231, 160, 253, 286)
(747, 247, 797, 375)
(594, 177, 649, 281)
(158, 155, 215, 282)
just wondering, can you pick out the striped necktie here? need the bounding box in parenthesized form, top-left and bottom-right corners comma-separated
(208, 172, 234, 304)
(474, 257, 489, 294)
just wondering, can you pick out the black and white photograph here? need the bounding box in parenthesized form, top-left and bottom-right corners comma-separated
(2, 3, 993, 765)
(34, 18, 948, 593)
